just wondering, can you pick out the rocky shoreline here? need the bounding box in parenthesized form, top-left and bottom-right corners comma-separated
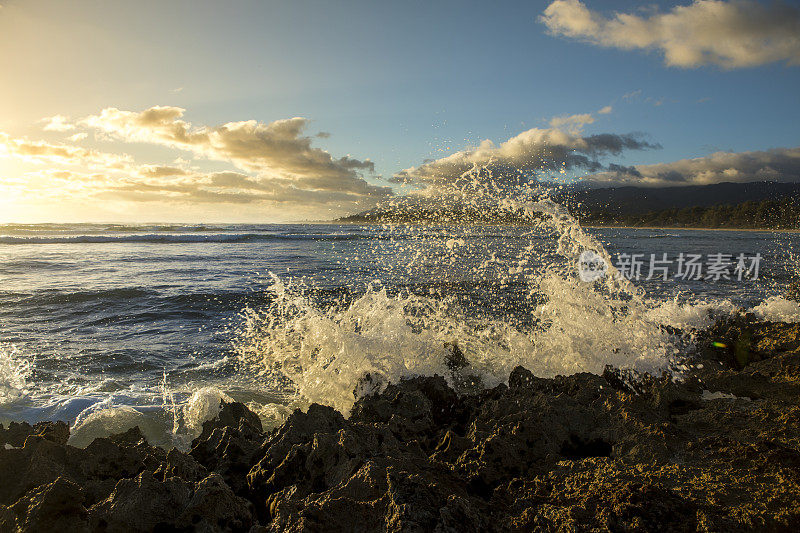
(2, 317, 800, 532)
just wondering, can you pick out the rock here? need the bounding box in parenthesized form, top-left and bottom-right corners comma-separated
(247, 403, 346, 504)
(179, 474, 254, 532)
(3, 315, 800, 531)
(194, 401, 263, 445)
(190, 401, 266, 496)
(89, 471, 192, 532)
(155, 448, 208, 482)
(0, 477, 88, 533)
(0, 421, 69, 447)
(0, 436, 70, 506)
(443, 342, 468, 370)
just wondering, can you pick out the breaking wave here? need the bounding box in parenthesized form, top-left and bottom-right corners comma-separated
(234, 174, 712, 414)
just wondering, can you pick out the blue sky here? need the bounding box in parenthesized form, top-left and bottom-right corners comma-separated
(1, 0, 799, 221)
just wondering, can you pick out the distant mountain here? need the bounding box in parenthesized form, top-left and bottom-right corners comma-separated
(338, 181, 800, 228)
(560, 181, 800, 215)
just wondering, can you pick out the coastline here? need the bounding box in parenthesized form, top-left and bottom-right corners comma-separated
(584, 224, 800, 232)
(2, 315, 800, 531)
(333, 219, 800, 232)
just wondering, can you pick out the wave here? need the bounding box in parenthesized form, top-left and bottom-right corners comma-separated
(0, 223, 268, 234)
(235, 192, 693, 414)
(0, 233, 380, 245)
(0, 230, 530, 245)
(11, 287, 156, 306)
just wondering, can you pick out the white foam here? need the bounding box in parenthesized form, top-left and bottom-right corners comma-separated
(236, 182, 690, 414)
(645, 297, 737, 331)
(184, 387, 234, 432)
(751, 297, 800, 323)
(702, 390, 750, 401)
(65, 384, 240, 450)
(69, 405, 173, 448)
(0, 344, 31, 405)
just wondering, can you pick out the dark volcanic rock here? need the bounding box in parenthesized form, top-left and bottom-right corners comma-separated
(2, 318, 800, 531)
(0, 477, 89, 533)
(88, 471, 253, 533)
(190, 401, 265, 496)
(0, 420, 69, 447)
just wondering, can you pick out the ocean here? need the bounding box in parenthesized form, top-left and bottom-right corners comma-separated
(1, 222, 798, 448)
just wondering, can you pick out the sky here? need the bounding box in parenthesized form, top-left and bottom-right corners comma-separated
(1, 0, 799, 222)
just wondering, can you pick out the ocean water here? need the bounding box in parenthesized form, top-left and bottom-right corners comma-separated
(1, 221, 798, 448)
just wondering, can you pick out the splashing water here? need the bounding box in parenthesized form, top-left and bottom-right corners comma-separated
(68, 384, 234, 449)
(235, 170, 693, 414)
(0, 344, 32, 405)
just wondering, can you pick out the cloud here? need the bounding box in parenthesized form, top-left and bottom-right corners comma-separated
(540, 0, 800, 68)
(0, 132, 131, 168)
(82, 107, 381, 197)
(393, 125, 660, 186)
(95, 171, 388, 207)
(548, 113, 595, 132)
(3, 106, 394, 218)
(41, 115, 75, 132)
(1, 159, 388, 211)
(597, 105, 613, 115)
(136, 165, 190, 178)
(623, 89, 642, 101)
(67, 132, 88, 142)
(584, 146, 800, 186)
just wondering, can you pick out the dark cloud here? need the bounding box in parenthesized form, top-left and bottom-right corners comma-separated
(584, 146, 800, 186)
(393, 126, 659, 186)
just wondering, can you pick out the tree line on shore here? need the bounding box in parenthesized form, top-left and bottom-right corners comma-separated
(578, 197, 800, 229)
(339, 197, 800, 229)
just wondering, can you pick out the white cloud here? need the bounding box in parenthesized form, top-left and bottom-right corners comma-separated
(0, 132, 131, 168)
(540, 0, 800, 68)
(584, 146, 800, 186)
(598, 105, 613, 115)
(41, 115, 75, 132)
(3, 106, 394, 218)
(623, 89, 642, 101)
(82, 106, 388, 200)
(548, 113, 595, 132)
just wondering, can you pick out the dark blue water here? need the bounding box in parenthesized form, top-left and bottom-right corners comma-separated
(0, 223, 797, 446)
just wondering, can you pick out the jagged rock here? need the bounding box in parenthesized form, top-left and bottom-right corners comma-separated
(190, 401, 266, 496)
(0, 420, 69, 447)
(351, 375, 464, 449)
(2, 317, 800, 531)
(699, 315, 800, 370)
(89, 471, 192, 532)
(87, 470, 254, 533)
(0, 477, 88, 533)
(0, 436, 70, 506)
(194, 401, 263, 444)
(247, 403, 346, 504)
(179, 473, 254, 532)
(155, 447, 208, 482)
